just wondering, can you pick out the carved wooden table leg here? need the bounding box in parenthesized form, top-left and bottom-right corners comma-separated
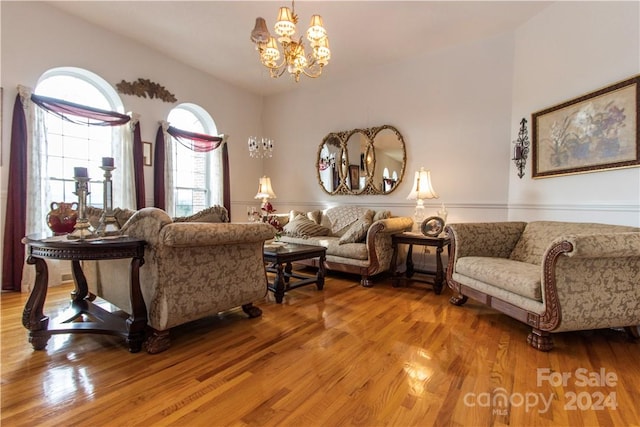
(274, 263, 286, 303)
(390, 239, 401, 288)
(405, 244, 415, 278)
(125, 256, 147, 353)
(316, 253, 326, 290)
(434, 246, 445, 295)
(284, 262, 293, 284)
(70, 259, 88, 301)
(22, 256, 51, 350)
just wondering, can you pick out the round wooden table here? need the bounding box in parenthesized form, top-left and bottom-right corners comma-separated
(21, 234, 147, 353)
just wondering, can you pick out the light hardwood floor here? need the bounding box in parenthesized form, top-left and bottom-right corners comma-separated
(2, 271, 639, 427)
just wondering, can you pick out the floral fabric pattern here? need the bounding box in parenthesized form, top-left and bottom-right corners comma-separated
(448, 220, 640, 335)
(84, 207, 275, 334)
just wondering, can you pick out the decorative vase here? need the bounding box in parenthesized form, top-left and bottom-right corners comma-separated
(46, 202, 78, 235)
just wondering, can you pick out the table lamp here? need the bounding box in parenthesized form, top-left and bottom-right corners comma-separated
(255, 176, 277, 209)
(406, 167, 438, 224)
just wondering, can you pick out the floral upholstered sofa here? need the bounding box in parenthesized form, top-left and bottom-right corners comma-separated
(274, 205, 413, 287)
(446, 221, 640, 351)
(83, 206, 275, 353)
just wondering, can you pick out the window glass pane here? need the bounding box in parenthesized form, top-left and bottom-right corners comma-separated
(36, 72, 115, 215)
(168, 105, 215, 215)
(48, 157, 64, 180)
(49, 180, 65, 203)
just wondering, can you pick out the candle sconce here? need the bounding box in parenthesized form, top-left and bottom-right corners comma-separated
(512, 118, 530, 179)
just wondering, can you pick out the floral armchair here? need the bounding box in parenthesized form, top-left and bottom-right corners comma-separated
(84, 207, 275, 353)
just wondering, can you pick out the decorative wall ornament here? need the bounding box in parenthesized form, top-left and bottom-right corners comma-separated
(116, 78, 177, 103)
(512, 118, 530, 179)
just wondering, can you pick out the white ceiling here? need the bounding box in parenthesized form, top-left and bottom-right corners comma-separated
(48, 1, 551, 97)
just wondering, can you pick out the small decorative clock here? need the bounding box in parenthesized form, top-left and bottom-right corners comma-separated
(421, 216, 445, 237)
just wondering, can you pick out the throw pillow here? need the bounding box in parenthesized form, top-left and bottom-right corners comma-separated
(325, 206, 366, 235)
(373, 210, 391, 221)
(307, 210, 322, 225)
(339, 210, 374, 244)
(114, 208, 136, 228)
(283, 214, 331, 238)
(173, 205, 229, 223)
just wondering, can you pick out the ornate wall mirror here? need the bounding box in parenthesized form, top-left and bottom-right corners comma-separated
(317, 125, 406, 195)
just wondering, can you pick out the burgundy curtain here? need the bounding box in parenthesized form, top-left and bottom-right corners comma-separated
(31, 95, 130, 126)
(167, 126, 223, 151)
(2, 95, 28, 291)
(1, 93, 137, 291)
(154, 125, 230, 214)
(132, 122, 145, 209)
(222, 142, 231, 218)
(153, 126, 166, 210)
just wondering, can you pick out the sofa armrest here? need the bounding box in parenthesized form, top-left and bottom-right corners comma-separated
(555, 232, 640, 258)
(446, 222, 527, 259)
(120, 207, 173, 246)
(159, 222, 275, 247)
(364, 216, 414, 275)
(369, 216, 414, 236)
(539, 233, 640, 332)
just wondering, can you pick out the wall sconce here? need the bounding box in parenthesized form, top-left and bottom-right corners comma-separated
(512, 118, 530, 179)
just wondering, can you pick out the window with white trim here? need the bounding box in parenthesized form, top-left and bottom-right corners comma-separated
(168, 104, 220, 216)
(35, 68, 124, 208)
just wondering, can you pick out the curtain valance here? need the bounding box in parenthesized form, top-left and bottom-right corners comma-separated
(30, 94, 130, 126)
(167, 125, 223, 152)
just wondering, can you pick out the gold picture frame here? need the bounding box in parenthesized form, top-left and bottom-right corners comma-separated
(532, 75, 639, 178)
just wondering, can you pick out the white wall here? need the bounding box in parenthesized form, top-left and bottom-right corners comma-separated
(261, 32, 517, 225)
(508, 1, 640, 226)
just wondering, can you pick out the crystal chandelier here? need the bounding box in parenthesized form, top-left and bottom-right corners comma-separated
(250, 0, 331, 82)
(248, 136, 274, 158)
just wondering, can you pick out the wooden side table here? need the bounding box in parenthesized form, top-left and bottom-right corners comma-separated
(390, 232, 451, 294)
(21, 234, 147, 353)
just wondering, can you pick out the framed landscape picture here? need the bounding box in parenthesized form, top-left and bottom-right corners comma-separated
(532, 75, 639, 178)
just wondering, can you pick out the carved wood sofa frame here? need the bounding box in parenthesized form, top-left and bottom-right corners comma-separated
(445, 221, 640, 351)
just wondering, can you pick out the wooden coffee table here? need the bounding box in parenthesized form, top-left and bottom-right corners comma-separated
(263, 242, 327, 303)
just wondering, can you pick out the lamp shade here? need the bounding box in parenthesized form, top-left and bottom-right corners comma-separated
(274, 7, 296, 37)
(250, 17, 270, 44)
(306, 15, 327, 42)
(255, 176, 277, 200)
(406, 167, 438, 200)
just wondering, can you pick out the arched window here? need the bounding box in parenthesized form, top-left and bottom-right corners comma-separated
(167, 104, 221, 216)
(34, 67, 127, 210)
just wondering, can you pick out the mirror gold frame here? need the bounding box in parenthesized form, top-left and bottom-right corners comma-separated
(317, 124, 406, 195)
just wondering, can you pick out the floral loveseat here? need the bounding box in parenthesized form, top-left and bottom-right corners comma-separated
(274, 206, 413, 287)
(446, 221, 640, 351)
(84, 206, 275, 353)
